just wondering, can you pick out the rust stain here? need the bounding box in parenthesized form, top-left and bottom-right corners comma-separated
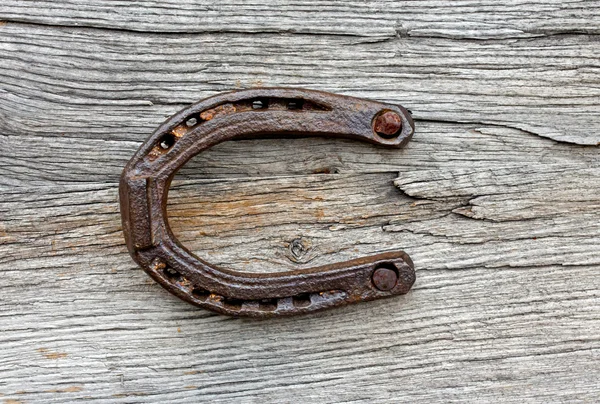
(177, 327, 182, 333)
(171, 125, 188, 138)
(200, 103, 236, 121)
(183, 370, 205, 375)
(179, 277, 192, 289)
(169, 197, 272, 233)
(0, 223, 16, 244)
(37, 348, 67, 360)
(46, 387, 83, 393)
(312, 167, 332, 174)
(147, 147, 162, 161)
(112, 392, 148, 398)
(185, 386, 197, 389)
(4, 399, 23, 404)
(175, 197, 269, 216)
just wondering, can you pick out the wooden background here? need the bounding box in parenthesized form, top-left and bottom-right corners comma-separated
(1, 1, 599, 402)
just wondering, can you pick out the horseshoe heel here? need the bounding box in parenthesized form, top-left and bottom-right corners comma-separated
(119, 88, 416, 317)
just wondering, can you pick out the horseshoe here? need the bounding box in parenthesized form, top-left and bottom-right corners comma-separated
(119, 88, 416, 317)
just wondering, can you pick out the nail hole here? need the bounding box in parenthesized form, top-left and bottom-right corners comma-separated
(223, 298, 243, 310)
(163, 267, 182, 282)
(185, 117, 198, 127)
(191, 288, 209, 301)
(258, 299, 278, 311)
(159, 133, 176, 150)
(375, 262, 398, 272)
(292, 293, 311, 308)
(287, 99, 304, 110)
(252, 99, 268, 109)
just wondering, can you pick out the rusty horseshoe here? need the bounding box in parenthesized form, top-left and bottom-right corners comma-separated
(120, 88, 416, 317)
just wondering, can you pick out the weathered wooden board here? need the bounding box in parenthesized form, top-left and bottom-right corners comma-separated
(3, 0, 600, 39)
(1, 23, 600, 146)
(0, 1, 599, 403)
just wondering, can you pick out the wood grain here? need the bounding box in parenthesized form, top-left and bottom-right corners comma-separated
(2, 0, 600, 39)
(0, 1, 598, 402)
(1, 23, 600, 145)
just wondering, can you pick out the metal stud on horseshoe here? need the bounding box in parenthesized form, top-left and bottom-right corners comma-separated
(119, 88, 416, 317)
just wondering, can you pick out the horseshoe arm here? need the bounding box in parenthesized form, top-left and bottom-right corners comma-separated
(120, 88, 416, 317)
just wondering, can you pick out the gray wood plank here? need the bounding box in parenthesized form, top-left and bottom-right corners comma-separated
(2, 0, 600, 39)
(0, 1, 599, 402)
(1, 24, 600, 145)
(1, 121, 598, 402)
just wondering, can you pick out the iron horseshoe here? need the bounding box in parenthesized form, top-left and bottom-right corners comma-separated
(120, 88, 416, 317)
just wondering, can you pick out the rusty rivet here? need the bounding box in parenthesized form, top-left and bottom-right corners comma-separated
(372, 265, 398, 291)
(374, 111, 402, 138)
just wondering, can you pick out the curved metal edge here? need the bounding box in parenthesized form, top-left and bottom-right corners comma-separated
(137, 251, 415, 318)
(119, 88, 416, 317)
